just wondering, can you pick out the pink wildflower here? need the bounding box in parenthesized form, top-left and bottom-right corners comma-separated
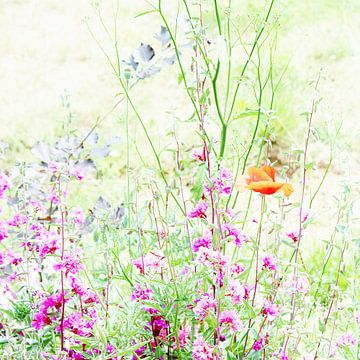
(7, 213, 28, 227)
(253, 336, 266, 351)
(48, 189, 59, 205)
(132, 251, 166, 274)
(192, 229, 212, 252)
(54, 251, 83, 277)
(48, 161, 59, 174)
(61, 311, 97, 337)
(355, 310, 360, 323)
(0, 173, 10, 199)
(336, 332, 357, 347)
(71, 167, 85, 181)
(205, 168, 233, 196)
(284, 275, 310, 294)
(131, 283, 153, 302)
(192, 147, 206, 162)
(0, 220, 9, 241)
(192, 335, 214, 360)
(37, 229, 60, 258)
(73, 206, 85, 227)
(196, 247, 229, 268)
(193, 293, 216, 319)
(230, 263, 245, 274)
(261, 254, 278, 271)
(227, 280, 245, 304)
(286, 230, 300, 242)
(262, 299, 279, 321)
(174, 325, 191, 350)
(222, 223, 248, 247)
(219, 310, 242, 333)
(188, 201, 208, 219)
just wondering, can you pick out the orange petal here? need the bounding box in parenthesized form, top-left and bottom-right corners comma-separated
(260, 165, 276, 181)
(280, 183, 294, 197)
(247, 167, 273, 182)
(247, 181, 285, 195)
(247, 181, 294, 196)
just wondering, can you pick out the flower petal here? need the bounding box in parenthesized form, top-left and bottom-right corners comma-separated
(247, 167, 273, 182)
(247, 181, 284, 195)
(260, 166, 276, 181)
(280, 183, 294, 197)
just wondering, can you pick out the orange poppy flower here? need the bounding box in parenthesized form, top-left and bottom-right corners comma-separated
(236, 165, 293, 196)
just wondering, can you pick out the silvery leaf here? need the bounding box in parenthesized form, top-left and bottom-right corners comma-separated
(155, 26, 171, 47)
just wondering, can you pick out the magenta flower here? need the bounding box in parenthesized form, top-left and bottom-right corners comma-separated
(7, 213, 28, 227)
(196, 247, 229, 268)
(54, 251, 83, 277)
(174, 325, 190, 349)
(60, 311, 97, 337)
(0, 173, 10, 199)
(230, 263, 245, 274)
(193, 293, 216, 319)
(0, 220, 9, 241)
(227, 280, 245, 304)
(356, 310, 360, 323)
(191, 147, 206, 162)
(205, 168, 233, 196)
(219, 309, 242, 333)
(284, 275, 310, 294)
(261, 254, 278, 271)
(192, 229, 212, 252)
(336, 332, 357, 347)
(286, 229, 300, 242)
(261, 299, 279, 321)
(222, 223, 248, 247)
(253, 336, 265, 351)
(73, 206, 85, 227)
(37, 229, 60, 258)
(131, 283, 153, 302)
(71, 167, 85, 181)
(48, 161, 59, 174)
(132, 251, 166, 274)
(192, 335, 214, 360)
(188, 201, 208, 219)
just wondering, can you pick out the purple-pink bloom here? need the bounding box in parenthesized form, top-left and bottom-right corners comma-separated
(227, 280, 245, 304)
(7, 213, 28, 227)
(0, 220, 9, 241)
(261, 254, 278, 271)
(222, 223, 248, 247)
(191, 147, 206, 162)
(336, 332, 357, 347)
(230, 263, 245, 274)
(192, 229, 212, 252)
(261, 299, 279, 321)
(174, 325, 190, 350)
(71, 167, 85, 181)
(284, 275, 310, 294)
(192, 335, 214, 360)
(253, 336, 265, 351)
(131, 283, 153, 302)
(193, 293, 216, 319)
(48, 161, 59, 174)
(188, 201, 208, 219)
(196, 247, 229, 269)
(219, 310, 242, 333)
(73, 206, 85, 227)
(132, 251, 166, 274)
(0, 173, 10, 199)
(54, 251, 83, 277)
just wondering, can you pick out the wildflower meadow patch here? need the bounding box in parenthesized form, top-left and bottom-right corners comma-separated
(0, 1, 359, 359)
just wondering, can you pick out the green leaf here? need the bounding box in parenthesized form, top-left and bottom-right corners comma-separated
(243, 301, 256, 319)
